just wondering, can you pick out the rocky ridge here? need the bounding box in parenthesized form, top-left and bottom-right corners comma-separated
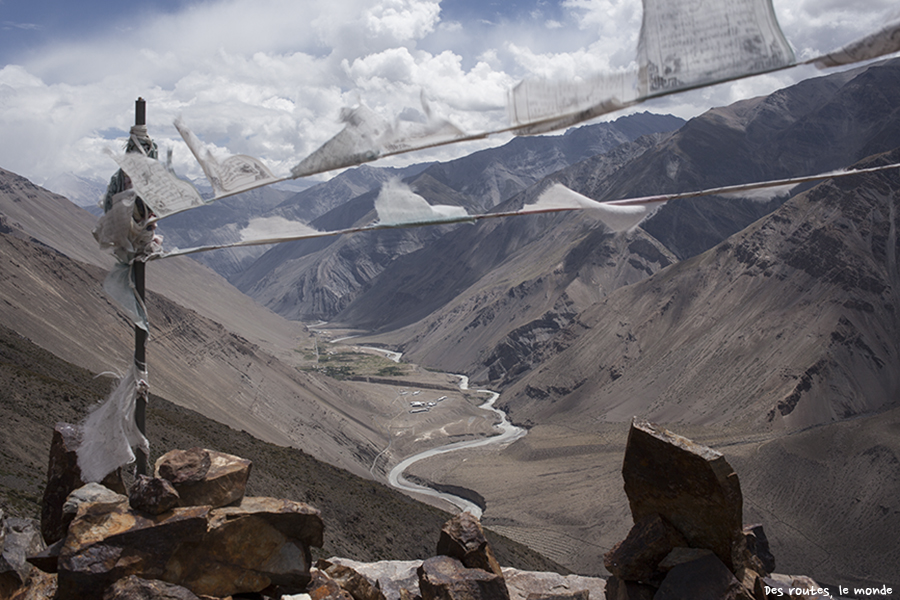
(1, 418, 841, 600)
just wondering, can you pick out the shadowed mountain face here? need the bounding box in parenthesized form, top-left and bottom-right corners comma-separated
(503, 149, 900, 432)
(230, 113, 686, 321)
(346, 59, 900, 389)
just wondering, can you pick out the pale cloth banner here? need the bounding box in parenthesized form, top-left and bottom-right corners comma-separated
(154, 161, 900, 259)
(107, 148, 207, 219)
(510, 0, 794, 131)
(175, 117, 284, 198)
(291, 94, 473, 178)
(637, 0, 794, 96)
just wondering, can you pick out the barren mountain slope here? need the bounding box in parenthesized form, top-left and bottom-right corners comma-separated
(0, 170, 440, 478)
(398, 149, 900, 586)
(502, 150, 900, 432)
(0, 167, 307, 362)
(233, 114, 685, 322)
(234, 175, 474, 320)
(0, 323, 562, 573)
(613, 59, 900, 260)
(0, 229, 395, 478)
(406, 407, 900, 587)
(338, 60, 900, 391)
(341, 134, 676, 372)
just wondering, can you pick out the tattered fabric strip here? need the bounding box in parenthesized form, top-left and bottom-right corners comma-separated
(151, 161, 900, 259)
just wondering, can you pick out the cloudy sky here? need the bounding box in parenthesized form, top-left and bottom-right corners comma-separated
(1, 0, 898, 194)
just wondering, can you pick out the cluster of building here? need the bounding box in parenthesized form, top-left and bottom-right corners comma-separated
(407, 394, 448, 414)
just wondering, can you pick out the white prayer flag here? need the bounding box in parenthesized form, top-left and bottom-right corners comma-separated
(175, 117, 284, 199)
(375, 179, 471, 226)
(509, 0, 794, 133)
(107, 149, 206, 219)
(292, 97, 471, 178)
(637, 0, 794, 96)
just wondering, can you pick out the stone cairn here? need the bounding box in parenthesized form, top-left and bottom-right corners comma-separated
(603, 419, 831, 600)
(1, 419, 832, 600)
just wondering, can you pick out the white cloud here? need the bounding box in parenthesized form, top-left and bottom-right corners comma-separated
(0, 0, 897, 192)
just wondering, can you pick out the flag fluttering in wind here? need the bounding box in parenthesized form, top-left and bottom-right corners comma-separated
(508, 1, 899, 134)
(147, 161, 900, 260)
(107, 2, 900, 211)
(374, 179, 471, 226)
(291, 94, 475, 178)
(175, 117, 286, 199)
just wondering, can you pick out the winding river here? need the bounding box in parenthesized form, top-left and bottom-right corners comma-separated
(386, 374, 527, 519)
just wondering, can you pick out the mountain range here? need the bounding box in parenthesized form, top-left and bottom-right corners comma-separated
(1, 57, 899, 589)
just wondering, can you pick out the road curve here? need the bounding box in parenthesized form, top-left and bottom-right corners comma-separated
(387, 375, 527, 518)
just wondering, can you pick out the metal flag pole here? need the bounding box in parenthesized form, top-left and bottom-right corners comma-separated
(133, 97, 149, 476)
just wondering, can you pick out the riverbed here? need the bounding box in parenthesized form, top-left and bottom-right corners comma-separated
(386, 374, 527, 518)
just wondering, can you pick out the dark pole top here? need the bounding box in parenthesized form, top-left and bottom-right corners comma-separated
(135, 97, 146, 126)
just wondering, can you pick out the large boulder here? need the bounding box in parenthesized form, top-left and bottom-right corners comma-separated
(55, 492, 323, 599)
(56, 501, 209, 600)
(165, 496, 322, 596)
(622, 419, 746, 572)
(154, 448, 251, 509)
(436, 513, 503, 578)
(418, 555, 509, 600)
(40, 423, 125, 545)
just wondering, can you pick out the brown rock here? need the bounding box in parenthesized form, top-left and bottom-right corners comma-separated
(40, 424, 83, 545)
(155, 448, 211, 484)
(436, 513, 503, 578)
(603, 576, 655, 600)
(6, 568, 57, 600)
(155, 449, 250, 508)
(40, 423, 125, 545)
(603, 513, 687, 582)
(318, 559, 387, 600)
(103, 574, 202, 599)
(166, 496, 323, 596)
(129, 476, 180, 515)
(653, 554, 753, 600)
(417, 555, 509, 600)
(62, 482, 128, 518)
(307, 569, 355, 600)
(399, 589, 422, 600)
(742, 524, 775, 575)
(56, 502, 209, 600)
(525, 591, 588, 600)
(622, 419, 745, 572)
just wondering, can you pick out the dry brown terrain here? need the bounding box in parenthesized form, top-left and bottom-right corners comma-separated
(402, 410, 900, 588)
